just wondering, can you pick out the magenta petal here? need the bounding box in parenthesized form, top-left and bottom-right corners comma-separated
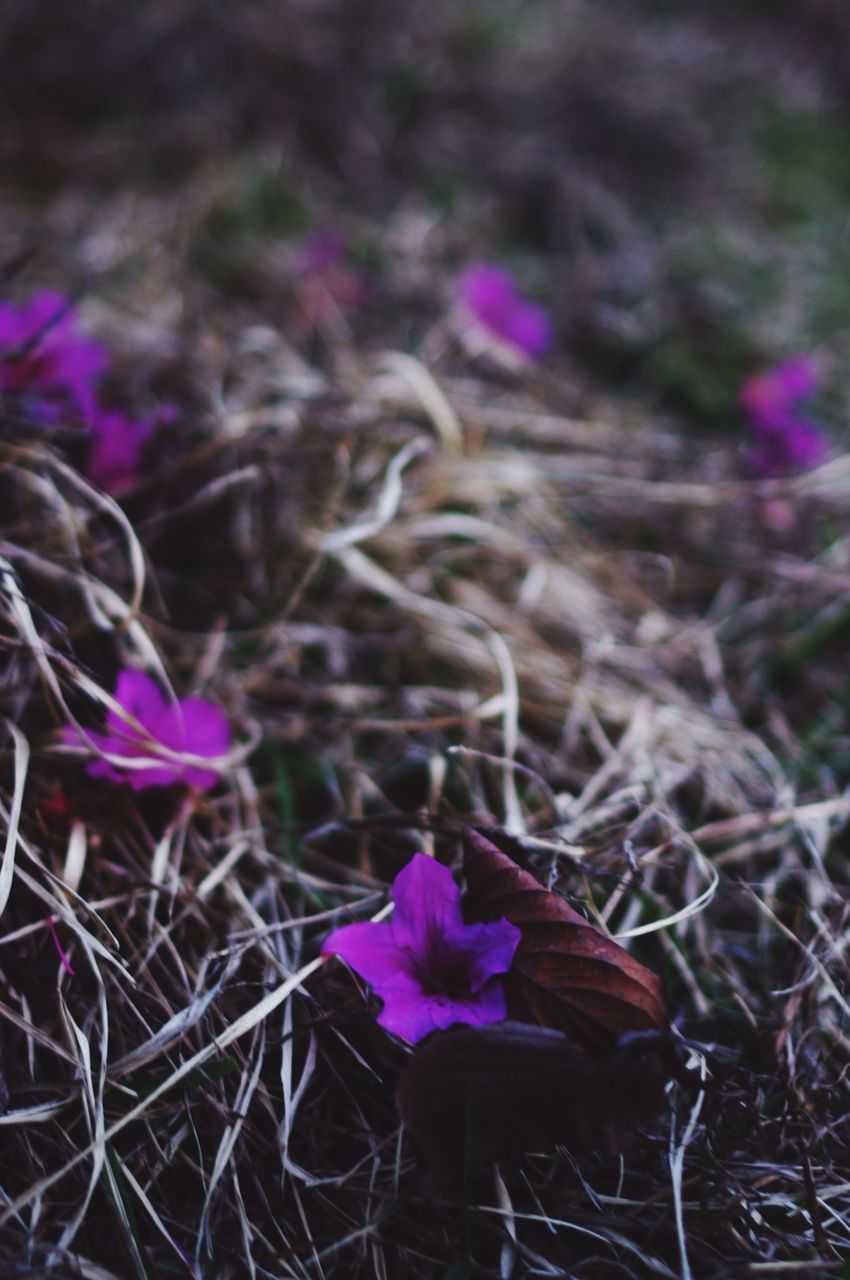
(87, 760, 126, 784)
(126, 763, 186, 790)
(176, 763, 219, 790)
(108, 670, 168, 736)
(428, 978, 508, 1031)
(321, 921, 411, 988)
(159, 698, 231, 756)
(457, 264, 550, 360)
(782, 421, 826, 469)
(83, 731, 177, 789)
(771, 356, 817, 403)
(380, 976, 509, 1042)
(457, 265, 516, 328)
(0, 292, 109, 421)
(156, 698, 230, 789)
(741, 356, 826, 477)
(504, 302, 551, 359)
(376, 973, 442, 1042)
(83, 730, 129, 784)
(106, 759, 183, 790)
(390, 854, 463, 955)
(442, 919, 521, 992)
(87, 410, 151, 493)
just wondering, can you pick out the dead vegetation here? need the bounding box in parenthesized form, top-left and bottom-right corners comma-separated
(1, 1, 850, 1277)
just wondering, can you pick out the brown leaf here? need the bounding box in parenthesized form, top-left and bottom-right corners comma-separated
(397, 1021, 673, 1188)
(462, 827, 667, 1050)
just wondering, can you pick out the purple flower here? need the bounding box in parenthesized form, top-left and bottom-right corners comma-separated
(322, 853, 521, 1043)
(740, 357, 827, 476)
(456, 264, 551, 360)
(66, 669, 231, 792)
(0, 291, 108, 422)
(87, 408, 152, 494)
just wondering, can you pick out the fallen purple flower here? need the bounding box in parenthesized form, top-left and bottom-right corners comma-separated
(0, 291, 108, 423)
(322, 853, 521, 1043)
(457, 264, 551, 360)
(66, 669, 231, 792)
(740, 357, 827, 476)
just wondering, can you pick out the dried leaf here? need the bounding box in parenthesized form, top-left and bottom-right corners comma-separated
(462, 827, 667, 1050)
(397, 1021, 673, 1187)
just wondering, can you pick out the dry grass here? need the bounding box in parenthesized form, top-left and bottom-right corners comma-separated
(2, 1, 850, 1276)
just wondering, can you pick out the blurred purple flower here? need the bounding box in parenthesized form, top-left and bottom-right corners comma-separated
(740, 357, 827, 476)
(87, 408, 152, 494)
(457, 264, 551, 360)
(0, 291, 108, 422)
(66, 669, 230, 792)
(322, 853, 521, 1043)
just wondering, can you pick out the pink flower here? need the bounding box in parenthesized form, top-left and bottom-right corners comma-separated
(740, 357, 827, 476)
(456, 264, 551, 360)
(66, 669, 230, 792)
(322, 853, 521, 1043)
(0, 291, 108, 423)
(86, 408, 152, 494)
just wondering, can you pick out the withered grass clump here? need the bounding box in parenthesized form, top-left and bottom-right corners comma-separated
(1, 2, 850, 1276)
(1, 280, 848, 1277)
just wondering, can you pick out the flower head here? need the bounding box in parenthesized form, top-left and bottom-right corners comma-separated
(0, 291, 108, 423)
(456, 264, 551, 360)
(66, 669, 230, 792)
(740, 357, 827, 476)
(322, 853, 521, 1043)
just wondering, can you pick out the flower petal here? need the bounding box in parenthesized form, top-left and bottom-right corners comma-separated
(0, 292, 109, 421)
(457, 265, 550, 360)
(82, 730, 130, 784)
(770, 357, 817, 404)
(376, 973, 442, 1043)
(107, 670, 169, 737)
(154, 697, 230, 789)
(428, 976, 508, 1031)
(158, 698, 231, 757)
(380, 975, 509, 1043)
(457, 265, 517, 331)
(322, 921, 411, 990)
(390, 853, 463, 957)
(442, 918, 521, 993)
(87, 409, 151, 493)
(504, 302, 551, 360)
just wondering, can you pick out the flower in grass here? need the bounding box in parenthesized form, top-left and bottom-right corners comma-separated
(322, 853, 521, 1044)
(0, 291, 108, 423)
(65, 669, 231, 792)
(456, 264, 551, 361)
(86, 407, 153, 494)
(740, 357, 827, 477)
